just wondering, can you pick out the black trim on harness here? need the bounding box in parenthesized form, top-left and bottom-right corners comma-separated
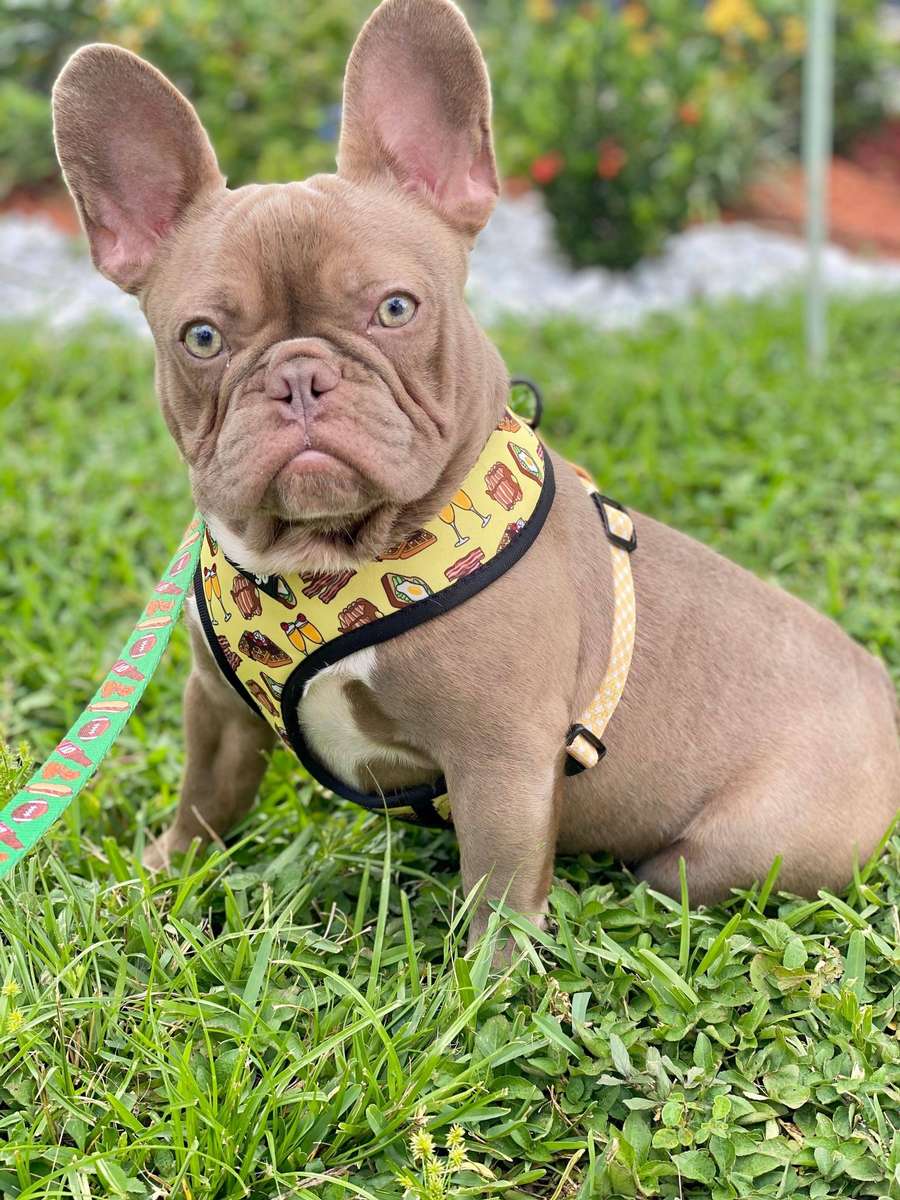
(195, 453, 557, 826)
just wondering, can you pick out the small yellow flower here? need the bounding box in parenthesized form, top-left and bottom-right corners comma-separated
(1, 980, 21, 999)
(424, 1157, 443, 1183)
(446, 1125, 465, 1150)
(783, 15, 806, 53)
(447, 1143, 466, 1170)
(527, 0, 555, 21)
(410, 1129, 435, 1163)
(744, 8, 768, 40)
(628, 31, 654, 56)
(5, 1009, 23, 1032)
(620, 3, 647, 29)
(706, 0, 768, 41)
(706, 0, 737, 35)
(136, 6, 161, 29)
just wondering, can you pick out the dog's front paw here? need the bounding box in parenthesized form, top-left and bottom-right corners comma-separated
(466, 907, 548, 969)
(142, 826, 195, 873)
(142, 836, 172, 874)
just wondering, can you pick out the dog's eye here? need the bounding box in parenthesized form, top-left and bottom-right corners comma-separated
(376, 294, 417, 328)
(183, 322, 223, 359)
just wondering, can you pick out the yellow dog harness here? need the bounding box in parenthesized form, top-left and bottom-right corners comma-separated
(196, 409, 636, 825)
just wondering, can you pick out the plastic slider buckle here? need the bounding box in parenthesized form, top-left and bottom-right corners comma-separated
(564, 724, 607, 776)
(593, 493, 637, 553)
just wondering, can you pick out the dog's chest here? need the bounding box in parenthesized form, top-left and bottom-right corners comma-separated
(297, 646, 433, 792)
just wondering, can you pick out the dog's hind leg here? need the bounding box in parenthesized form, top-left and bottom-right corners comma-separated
(633, 764, 896, 906)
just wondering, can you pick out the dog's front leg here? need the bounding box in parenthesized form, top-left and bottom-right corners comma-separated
(446, 753, 562, 952)
(143, 610, 275, 871)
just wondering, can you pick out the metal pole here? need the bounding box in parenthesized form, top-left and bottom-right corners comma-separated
(804, 0, 836, 370)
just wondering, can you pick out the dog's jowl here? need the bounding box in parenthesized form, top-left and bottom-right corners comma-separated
(52, 0, 899, 939)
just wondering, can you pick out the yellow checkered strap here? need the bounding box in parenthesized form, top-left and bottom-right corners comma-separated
(565, 478, 637, 774)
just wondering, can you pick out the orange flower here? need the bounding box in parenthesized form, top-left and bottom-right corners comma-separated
(531, 151, 565, 185)
(597, 139, 627, 180)
(678, 100, 702, 126)
(621, 2, 647, 28)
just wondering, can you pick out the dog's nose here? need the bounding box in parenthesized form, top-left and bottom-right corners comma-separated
(265, 356, 340, 408)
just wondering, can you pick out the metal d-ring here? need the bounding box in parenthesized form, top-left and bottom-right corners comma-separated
(509, 377, 544, 430)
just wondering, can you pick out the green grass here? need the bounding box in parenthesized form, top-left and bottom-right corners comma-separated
(0, 295, 898, 1199)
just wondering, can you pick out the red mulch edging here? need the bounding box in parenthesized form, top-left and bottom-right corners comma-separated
(0, 186, 81, 236)
(728, 148, 900, 260)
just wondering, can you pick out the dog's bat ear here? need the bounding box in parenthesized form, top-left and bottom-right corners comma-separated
(52, 44, 224, 293)
(338, 0, 499, 238)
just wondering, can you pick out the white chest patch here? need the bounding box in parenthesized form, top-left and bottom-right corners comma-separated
(297, 646, 429, 792)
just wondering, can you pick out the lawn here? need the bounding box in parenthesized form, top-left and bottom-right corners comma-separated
(0, 295, 898, 1199)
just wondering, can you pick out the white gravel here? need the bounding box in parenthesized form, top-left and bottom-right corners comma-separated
(4, 192, 900, 335)
(0, 215, 146, 334)
(469, 192, 900, 325)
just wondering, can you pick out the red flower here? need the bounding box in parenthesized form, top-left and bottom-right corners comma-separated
(679, 101, 702, 126)
(531, 151, 565, 185)
(597, 139, 627, 180)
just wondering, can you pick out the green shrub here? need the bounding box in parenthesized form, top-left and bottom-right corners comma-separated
(0, 82, 55, 196)
(478, 0, 893, 269)
(0, 0, 368, 199)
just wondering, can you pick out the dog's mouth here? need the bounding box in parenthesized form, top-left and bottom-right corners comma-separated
(263, 434, 372, 512)
(279, 447, 352, 479)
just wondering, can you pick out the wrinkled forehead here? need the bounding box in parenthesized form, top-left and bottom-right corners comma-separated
(147, 176, 465, 329)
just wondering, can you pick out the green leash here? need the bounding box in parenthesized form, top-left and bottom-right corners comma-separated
(0, 515, 205, 881)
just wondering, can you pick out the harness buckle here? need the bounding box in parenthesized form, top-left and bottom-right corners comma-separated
(564, 724, 607, 776)
(593, 493, 637, 553)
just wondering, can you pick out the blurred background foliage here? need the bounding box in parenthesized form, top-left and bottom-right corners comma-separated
(1, 0, 364, 188)
(480, 0, 892, 267)
(0, 0, 894, 268)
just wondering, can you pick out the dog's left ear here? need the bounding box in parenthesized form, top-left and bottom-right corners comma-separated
(338, 0, 499, 237)
(52, 44, 224, 292)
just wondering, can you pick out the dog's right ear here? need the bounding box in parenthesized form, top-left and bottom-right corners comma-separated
(52, 44, 224, 293)
(338, 0, 499, 238)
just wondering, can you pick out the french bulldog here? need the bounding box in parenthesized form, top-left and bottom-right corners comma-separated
(52, 0, 899, 939)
